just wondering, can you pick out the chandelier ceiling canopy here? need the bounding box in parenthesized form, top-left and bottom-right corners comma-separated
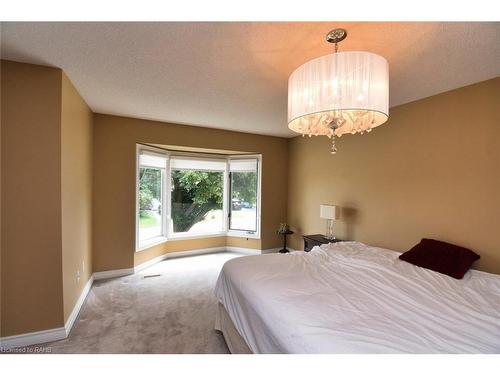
(287, 28, 389, 154)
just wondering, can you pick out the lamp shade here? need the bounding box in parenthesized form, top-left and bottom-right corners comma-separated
(320, 205, 338, 220)
(288, 51, 389, 136)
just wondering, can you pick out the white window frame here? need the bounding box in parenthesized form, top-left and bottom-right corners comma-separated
(227, 155, 262, 239)
(135, 145, 169, 251)
(135, 145, 261, 251)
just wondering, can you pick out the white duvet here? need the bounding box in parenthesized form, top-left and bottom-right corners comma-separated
(214, 241, 500, 353)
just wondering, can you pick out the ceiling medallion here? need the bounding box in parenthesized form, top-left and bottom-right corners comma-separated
(287, 28, 389, 154)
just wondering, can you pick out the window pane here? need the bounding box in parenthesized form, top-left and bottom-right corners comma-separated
(139, 167, 163, 242)
(230, 168, 258, 232)
(171, 170, 224, 234)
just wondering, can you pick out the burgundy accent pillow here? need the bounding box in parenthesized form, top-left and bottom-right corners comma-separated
(399, 239, 480, 279)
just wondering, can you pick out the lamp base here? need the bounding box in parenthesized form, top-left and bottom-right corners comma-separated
(325, 219, 336, 241)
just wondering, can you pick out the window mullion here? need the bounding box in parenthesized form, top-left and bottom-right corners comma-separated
(165, 156, 171, 239)
(228, 170, 232, 230)
(223, 160, 229, 233)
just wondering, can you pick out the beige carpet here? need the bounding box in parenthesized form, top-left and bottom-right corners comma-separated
(39, 252, 242, 353)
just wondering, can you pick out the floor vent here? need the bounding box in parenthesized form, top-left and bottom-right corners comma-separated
(142, 274, 161, 279)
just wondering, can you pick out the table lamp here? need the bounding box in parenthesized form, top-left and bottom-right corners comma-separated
(320, 204, 339, 240)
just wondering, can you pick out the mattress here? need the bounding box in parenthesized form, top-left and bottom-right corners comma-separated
(214, 241, 500, 353)
(215, 302, 252, 354)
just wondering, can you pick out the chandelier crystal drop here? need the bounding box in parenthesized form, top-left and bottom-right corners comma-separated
(287, 29, 389, 154)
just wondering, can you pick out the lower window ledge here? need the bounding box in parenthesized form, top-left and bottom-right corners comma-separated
(137, 236, 169, 251)
(136, 232, 261, 252)
(167, 233, 227, 241)
(227, 232, 260, 239)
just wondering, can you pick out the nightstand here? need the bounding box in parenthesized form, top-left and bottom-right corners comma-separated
(303, 234, 342, 252)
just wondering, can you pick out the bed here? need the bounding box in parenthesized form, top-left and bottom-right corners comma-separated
(214, 241, 500, 353)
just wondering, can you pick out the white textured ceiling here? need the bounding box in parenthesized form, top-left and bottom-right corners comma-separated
(1, 22, 499, 137)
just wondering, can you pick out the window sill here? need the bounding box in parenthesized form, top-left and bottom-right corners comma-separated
(227, 231, 260, 240)
(136, 236, 168, 252)
(167, 232, 227, 241)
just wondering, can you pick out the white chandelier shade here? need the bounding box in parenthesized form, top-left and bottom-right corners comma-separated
(288, 51, 389, 137)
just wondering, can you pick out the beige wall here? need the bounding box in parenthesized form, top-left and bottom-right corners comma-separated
(61, 73, 93, 322)
(1, 61, 93, 336)
(1, 61, 64, 336)
(93, 114, 288, 272)
(287, 77, 500, 274)
(226, 236, 261, 250)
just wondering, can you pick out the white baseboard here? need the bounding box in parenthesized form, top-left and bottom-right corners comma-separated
(226, 246, 261, 255)
(0, 325, 66, 351)
(134, 254, 170, 274)
(134, 246, 226, 273)
(0, 275, 96, 350)
(64, 275, 94, 336)
(93, 267, 134, 280)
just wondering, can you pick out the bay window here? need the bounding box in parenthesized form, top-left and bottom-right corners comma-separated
(136, 146, 261, 250)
